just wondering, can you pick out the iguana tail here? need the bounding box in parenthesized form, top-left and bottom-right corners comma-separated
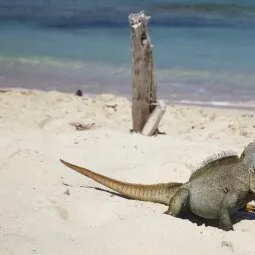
(60, 159, 181, 205)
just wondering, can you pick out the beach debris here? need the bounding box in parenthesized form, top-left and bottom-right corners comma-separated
(141, 100, 166, 136)
(69, 122, 95, 131)
(0, 89, 10, 93)
(221, 241, 234, 251)
(104, 103, 118, 112)
(62, 182, 73, 187)
(129, 11, 165, 136)
(75, 89, 83, 96)
(63, 188, 70, 196)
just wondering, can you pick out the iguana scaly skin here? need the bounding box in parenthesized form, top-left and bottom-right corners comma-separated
(60, 141, 255, 231)
(60, 158, 182, 205)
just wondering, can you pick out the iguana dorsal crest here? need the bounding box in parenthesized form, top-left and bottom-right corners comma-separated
(190, 151, 239, 180)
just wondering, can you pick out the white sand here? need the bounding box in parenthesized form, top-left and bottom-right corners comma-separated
(0, 89, 255, 255)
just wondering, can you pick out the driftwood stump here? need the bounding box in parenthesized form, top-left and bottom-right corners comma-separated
(129, 11, 165, 135)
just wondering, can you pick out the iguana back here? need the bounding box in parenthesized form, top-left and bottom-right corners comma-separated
(189, 152, 239, 180)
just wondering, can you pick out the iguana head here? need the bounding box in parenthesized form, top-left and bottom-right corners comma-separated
(240, 141, 255, 192)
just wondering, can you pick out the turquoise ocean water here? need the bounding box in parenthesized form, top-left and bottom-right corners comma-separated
(0, 0, 255, 107)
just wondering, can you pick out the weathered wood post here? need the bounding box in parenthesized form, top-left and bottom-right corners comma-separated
(129, 11, 165, 136)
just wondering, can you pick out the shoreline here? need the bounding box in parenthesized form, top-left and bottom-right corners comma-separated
(170, 100, 255, 111)
(1, 87, 255, 111)
(1, 55, 255, 107)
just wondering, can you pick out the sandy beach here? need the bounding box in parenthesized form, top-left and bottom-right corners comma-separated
(0, 89, 255, 255)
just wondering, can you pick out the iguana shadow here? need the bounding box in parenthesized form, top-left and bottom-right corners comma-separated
(85, 186, 255, 229)
(178, 210, 255, 229)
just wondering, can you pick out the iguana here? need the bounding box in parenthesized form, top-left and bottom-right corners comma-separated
(60, 141, 255, 231)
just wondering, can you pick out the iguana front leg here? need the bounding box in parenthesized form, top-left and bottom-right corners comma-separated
(219, 207, 233, 231)
(164, 188, 190, 216)
(219, 192, 239, 231)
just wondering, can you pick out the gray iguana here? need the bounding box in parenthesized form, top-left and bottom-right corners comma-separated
(60, 141, 255, 231)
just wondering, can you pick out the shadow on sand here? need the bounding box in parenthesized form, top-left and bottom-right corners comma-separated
(84, 185, 255, 230)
